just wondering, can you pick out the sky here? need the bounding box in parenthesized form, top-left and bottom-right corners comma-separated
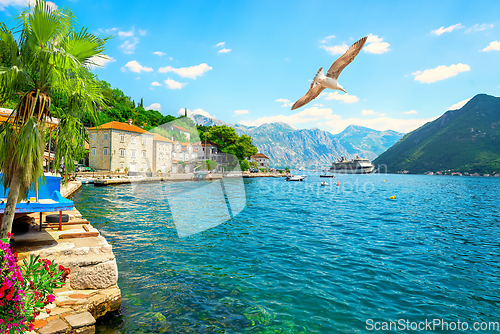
(1, 0, 500, 134)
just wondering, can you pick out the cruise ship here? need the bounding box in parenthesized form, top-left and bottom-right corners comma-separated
(329, 156, 375, 174)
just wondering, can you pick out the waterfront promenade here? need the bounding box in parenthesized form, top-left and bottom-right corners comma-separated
(14, 181, 121, 334)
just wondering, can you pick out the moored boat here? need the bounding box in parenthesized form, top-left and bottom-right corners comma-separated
(285, 175, 307, 181)
(329, 156, 374, 174)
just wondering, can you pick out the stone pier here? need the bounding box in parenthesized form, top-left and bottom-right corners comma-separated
(13, 181, 121, 334)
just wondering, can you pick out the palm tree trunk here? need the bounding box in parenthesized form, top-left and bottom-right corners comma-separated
(0, 166, 22, 239)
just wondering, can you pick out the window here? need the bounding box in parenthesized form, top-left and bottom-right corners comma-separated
(120, 162, 124, 169)
(142, 137, 146, 145)
(91, 148, 96, 155)
(104, 148, 109, 156)
(142, 163, 146, 170)
(120, 149, 125, 157)
(132, 136, 136, 144)
(104, 133, 108, 140)
(120, 134, 125, 142)
(92, 133, 96, 141)
(142, 151, 146, 158)
(160, 152, 163, 159)
(173, 152, 176, 159)
(131, 150, 136, 158)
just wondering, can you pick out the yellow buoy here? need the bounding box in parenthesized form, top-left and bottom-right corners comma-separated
(389, 195, 396, 199)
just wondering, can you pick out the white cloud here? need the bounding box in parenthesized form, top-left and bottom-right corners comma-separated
(234, 109, 249, 115)
(178, 108, 213, 118)
(431, 23, 464, 36)
(448, 97, 472, 110)
(320, 44, 349, 55)
(215, 42, 225, 47)
(323, 91, 359, 103)
(88, 54, 115, 69)
(364, 33, 390, 54)
(313, 103, 324, 107)
(366, 34, 383, 43)
(218, 48, 231, 53)
(118, 28, 134, 37)
(121, 60, 153, 73)
(481, 41, 500, 52)
(165, 78, 188, 89)
(139, 29, 147, 36)
(402, 110, 418, 114)
(239, 106, 435, 133)
(158, 63, 212, 79)
(275, 98, 293, 107)
(412, 63, 470, 83)
(119, 37, 139, 54)
(151, 81, 161, 86)
(320, 35, 335, 43)
(0, 0, 57, 10)
(466, 23, 494, 33)
(364, 41, 390, 54)
(97, 27, 118, 35)
(361, 109, 376, 115)
(146, 103, 161, 111)
(153, 51, 165, 56)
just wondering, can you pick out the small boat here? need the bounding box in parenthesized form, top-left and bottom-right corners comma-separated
(321, 182, 328, 186)
(320, 174, 335, 178)
(285, 175, 306, 181)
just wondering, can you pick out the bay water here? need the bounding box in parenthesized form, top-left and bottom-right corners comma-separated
(72, 174, 500, 333)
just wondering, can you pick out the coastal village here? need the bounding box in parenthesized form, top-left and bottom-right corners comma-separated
(1, 1, 500, 333)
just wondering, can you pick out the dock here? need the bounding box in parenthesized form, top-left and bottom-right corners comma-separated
(12, 181, 121, 334)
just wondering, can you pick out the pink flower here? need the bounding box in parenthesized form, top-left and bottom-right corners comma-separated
(46, 294, 55, 303)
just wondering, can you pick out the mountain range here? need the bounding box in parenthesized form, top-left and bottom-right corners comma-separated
(191, 114, 404, 168)
(373, 94, 500, 174)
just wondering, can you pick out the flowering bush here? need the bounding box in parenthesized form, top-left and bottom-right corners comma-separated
(0, 236, 70, 333)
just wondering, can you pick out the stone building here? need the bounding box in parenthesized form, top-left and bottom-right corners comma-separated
(152, 133, 173, 173)
(246, 153, 270, 168)
(168, 124, 191, 141)
(88, 120, 154, 172)
(171, 141, 198, 173)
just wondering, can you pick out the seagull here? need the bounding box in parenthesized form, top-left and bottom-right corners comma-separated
(291, 36, 368, 110)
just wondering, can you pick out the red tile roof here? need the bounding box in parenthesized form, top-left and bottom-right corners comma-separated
(252, 153, 269, 159)
(153, 133, 173, 142)
(88, 121, 152, 135)
(170, 124, 190, 133)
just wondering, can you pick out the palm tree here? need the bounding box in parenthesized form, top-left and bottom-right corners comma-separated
(0, 0, 108, 238)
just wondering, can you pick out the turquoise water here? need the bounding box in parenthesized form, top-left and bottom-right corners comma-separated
(72, 174, 500, 333)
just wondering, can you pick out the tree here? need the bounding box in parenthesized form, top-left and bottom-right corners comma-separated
(206, 125, 258, 162)
(240, 159, 249, 170)
(0, 0, 108, 238)
(201, 159, 217, 170)
(250, 161, 258, 169)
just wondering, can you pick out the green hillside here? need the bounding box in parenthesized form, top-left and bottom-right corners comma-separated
(373, 94, 500, 174)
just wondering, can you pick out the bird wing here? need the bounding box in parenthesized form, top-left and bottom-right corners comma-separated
(326, 36, 367, 79)
(291, 84, 325, 110)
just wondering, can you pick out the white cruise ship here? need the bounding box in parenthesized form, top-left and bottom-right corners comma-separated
(329, 156, 374, 174)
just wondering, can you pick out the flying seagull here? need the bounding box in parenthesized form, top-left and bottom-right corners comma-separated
(291, 36, 368, 110)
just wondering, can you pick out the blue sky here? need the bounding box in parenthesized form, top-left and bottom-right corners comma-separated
(1, 0, 500, 134)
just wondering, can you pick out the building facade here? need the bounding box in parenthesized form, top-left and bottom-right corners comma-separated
(88, 121, 154, 172)
(152, 133, 173, 173)
(246, 153, 270, 168)
(168, 124, 191, 141)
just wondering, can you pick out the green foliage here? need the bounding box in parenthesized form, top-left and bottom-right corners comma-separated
(374, 94, 500, 174)
(240, 159, 249, 170)
(0, 0, 107, 238)
(206, 125, 258, 162)
(250, 161, 259, 169)
(201, 159, 217, 170)
(285, 167, 290, 173)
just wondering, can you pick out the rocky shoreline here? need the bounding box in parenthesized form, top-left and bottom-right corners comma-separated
(14, 181, 121, 334)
